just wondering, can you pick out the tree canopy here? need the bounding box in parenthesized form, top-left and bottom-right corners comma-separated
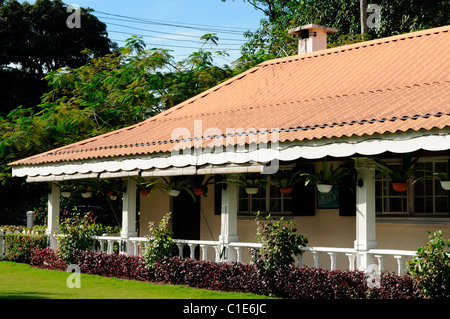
(0, 35, 234, 224)
(0, 0, 116, 115)
(231, 0, 449, 67)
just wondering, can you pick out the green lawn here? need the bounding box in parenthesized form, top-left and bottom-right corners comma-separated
(0, 261, 272, 299)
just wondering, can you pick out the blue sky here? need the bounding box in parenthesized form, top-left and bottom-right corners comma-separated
(66, 0, 266, 63)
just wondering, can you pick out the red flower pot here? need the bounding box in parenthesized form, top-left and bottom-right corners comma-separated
(279, 187, 293, 194)
(140, 189, 151, 197)
(193, 188, 203, 196)
(392, 182, 408, 192)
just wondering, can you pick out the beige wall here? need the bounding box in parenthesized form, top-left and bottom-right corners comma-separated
(139, 171, 450, 272)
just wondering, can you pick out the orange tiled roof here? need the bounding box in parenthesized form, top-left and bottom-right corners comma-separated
(10, 26, 450, 166)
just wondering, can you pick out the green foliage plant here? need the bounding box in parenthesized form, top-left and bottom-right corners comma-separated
(252, 212, 308, 275)
(58, 210, 119, 264)
(189, 175, 215, 197)
(160, 176, 195, 199)
(270, 169, 302, 189)
(407, 230, 450, 299)
(372, 154, 419, 183)
(225, 173, 269, 189)
(144, 212, 178, 269)
(303, 161, 351, 186)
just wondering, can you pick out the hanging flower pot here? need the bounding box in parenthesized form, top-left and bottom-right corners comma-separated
(317, 184, 332, 193)
(193, 188, 203, 196)
(168, 189, 180, 197)
(392, 182, 409, 192)
(279, 187, 293, 194)
(440, 181, 450, 190)
(245, 187, 259, 195)
(81, 192, 93, 198)
(140, 189, 151, 197)
(61, 192, 71, 198)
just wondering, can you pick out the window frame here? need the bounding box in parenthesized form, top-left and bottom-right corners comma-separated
(237, 167, 295, 217)
(375, 157, 449, 217)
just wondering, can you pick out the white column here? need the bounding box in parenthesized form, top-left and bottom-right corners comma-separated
(121, 177, 137, 254)
(353, 157, 378, 271)
(47, 182, 60, 249)
(26, 211, 35, 228)
(219, 183, 239, 261)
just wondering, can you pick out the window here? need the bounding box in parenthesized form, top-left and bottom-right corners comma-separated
(238, 184, 293, 216)
(376, 158, 449, 215)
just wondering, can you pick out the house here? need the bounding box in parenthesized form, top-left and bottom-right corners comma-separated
(9, 24, 450, 274)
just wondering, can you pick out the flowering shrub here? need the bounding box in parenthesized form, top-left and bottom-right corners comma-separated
(30, 247, 66, 270)
(58, 212, 121, 264)
(4, 234, 47, 263)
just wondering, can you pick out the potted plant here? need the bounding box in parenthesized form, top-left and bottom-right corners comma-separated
(59, 182, 75, 198)
(270, 169, 302, 194)
(225, 173, 269, 195)
(432, 170, 450, 190)
(416, 168, 450, 191)
(372, 154, 419, 192)
(303, 161, 351, 193)
(137, 177, 161, 197)
(100, 179, 123, 201)
(160, 176, 194, 199)
(189, 175, 215, 196)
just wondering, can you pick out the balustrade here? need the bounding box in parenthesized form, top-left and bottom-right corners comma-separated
(0, 230, 418, 275)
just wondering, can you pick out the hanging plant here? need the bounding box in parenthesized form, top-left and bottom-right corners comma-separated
(303, 161, 351, 193)
(372, 154, 419, 192)
(59, 182, 75, 198)
(189, 175, 215, 197)
(136, 177, 161, 197)
(416, 168, 450, 191)
(270, 169, 302, 194)
(224, 173, 269, 195)
(160, 176, 195, 199)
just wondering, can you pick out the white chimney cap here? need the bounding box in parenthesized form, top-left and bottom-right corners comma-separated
(288, 24, 337, 55)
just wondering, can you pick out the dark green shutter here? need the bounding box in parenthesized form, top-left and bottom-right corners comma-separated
(338, 162, 357, 216)
(292, 164, 316, 216)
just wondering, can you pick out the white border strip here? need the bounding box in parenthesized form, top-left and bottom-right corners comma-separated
(13, 133, 450, 180)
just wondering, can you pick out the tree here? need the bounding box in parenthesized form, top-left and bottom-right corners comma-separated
(360, 0, 368, 35)
(0, 0, 116, 115)
(0, 35, 234, 225)
(226, 0, 449, 69)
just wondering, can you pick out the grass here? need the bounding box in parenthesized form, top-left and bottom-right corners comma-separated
(0, 261, 272, 299)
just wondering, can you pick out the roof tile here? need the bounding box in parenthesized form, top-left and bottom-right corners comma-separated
(10, 26, 450, 166)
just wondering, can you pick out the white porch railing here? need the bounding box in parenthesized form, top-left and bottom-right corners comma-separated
(0, 231, 417, 275)
(89, 235, 417, 275)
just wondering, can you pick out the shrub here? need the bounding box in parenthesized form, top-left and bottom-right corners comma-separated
(367, 272, 421, 299)
(154, 257, 266, 295)
(30, 248, 424, 299)
(271, 266, 368, 299)
(252, 213, 308, 275)
(407, 230, 450, 299)
(58, 212, 120, 264)
(144, 212, 178, 269)
(30, 248, 66, 271)
(4, 234, 47, 263)
(72, 250, 152, 282)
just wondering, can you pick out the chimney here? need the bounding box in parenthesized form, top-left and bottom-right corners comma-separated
(288, 24, 337, 54)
